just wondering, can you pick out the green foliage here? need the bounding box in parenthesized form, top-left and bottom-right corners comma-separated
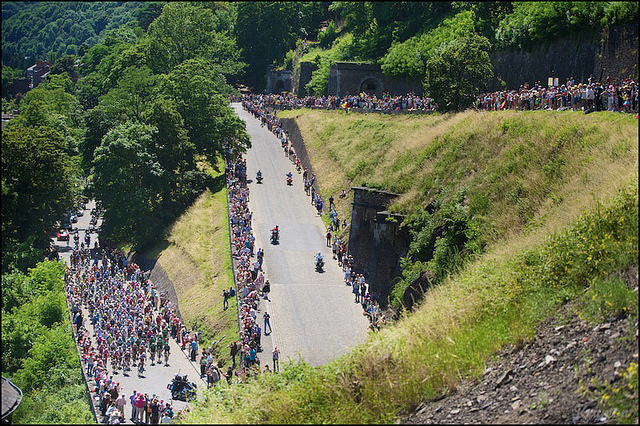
(583, 362, 638, 424)
(305, 34, 356, 96)
(318, 20, 340, 48)
(158, 57, 250, 162)
(147, 2, 245, 76)
(2, 259, 93, 424)
(329, 2, 453, 61)
(235, 2, 329, 90)
(99, 65, 157, 122)
(424, 33, 493, 112)
(577, 275, 638, 324)
(495, 1, 639, 50)
(1, 125, 76, 250)
(92, 121, 165, 247)
(135, 1, 165, 31)
(13, 380, 94, 424)
(1, 237, 45, 275)
(2, 1, 148, 70)
(2, 64, 18, 99)
(50, 54, 78, 79)
(381, 10, 478, 77)
(452, 1, 514, 44)
(390, 188, 487, 309)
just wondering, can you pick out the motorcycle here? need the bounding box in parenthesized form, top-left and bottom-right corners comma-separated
(168, 374, 197, 402)
(271, 228, 279, 244)
(256, 173, 263, 184)
(315, 257, 324, 272)
(286, 173, 293, 186)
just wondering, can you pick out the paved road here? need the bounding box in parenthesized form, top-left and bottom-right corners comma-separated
(232, 103, 370, 367)
(53, 200, 205, 423)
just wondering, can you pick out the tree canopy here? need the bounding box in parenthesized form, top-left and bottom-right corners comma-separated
(2, 126, 76, 251)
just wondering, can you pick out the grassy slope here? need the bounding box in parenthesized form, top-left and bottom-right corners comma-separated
(184, 110, 638, 423)
(278, 109, 637, 247)
(141, 160, 238, 363)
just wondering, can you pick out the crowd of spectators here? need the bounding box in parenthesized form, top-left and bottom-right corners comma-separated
(240, 92, 437, 114)
(225, 152, 278, 377)
(67, 243, 198, 424)
(233, 75, 638, 116)
(240, 98, 387, 332)
(476, 77, 638, 113)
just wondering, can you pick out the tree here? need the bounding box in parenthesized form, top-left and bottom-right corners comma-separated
(50, 54, 78, 79)
(135, 1, 165, 31)
(424, 34, 493, 112)
(76, 72, 102, 110)
(2, 64, 18, 99)
(141, 97, 206, 214)
(2, 126, 75, 251)
(98, 65, 157, 123)
(159, 58, 250, 166)
(235, 2, 318, 90)
(146, 2, 244, 76)
(92, 122, 163, 248)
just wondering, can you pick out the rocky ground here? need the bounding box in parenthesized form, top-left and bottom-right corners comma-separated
(402, 269, 638, 424)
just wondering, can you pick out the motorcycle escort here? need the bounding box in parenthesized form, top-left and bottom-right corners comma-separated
(271, 226, 279, 244)
(167, 374, 197, 401)
(256, 170, 263, 184)
(315, 252, 324, 272)
(286, 172, 293, 186)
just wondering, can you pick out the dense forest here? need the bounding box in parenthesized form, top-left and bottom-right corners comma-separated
(1, 2, 638, 423)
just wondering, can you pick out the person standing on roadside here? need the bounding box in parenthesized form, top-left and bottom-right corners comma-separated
(135, 392, 146, 424)
(130, 390, 137, 422)
(263, 311, 272, 335)
(200, 351, 207, 377)
(150, 397, 160, 425)
(115, 393, 126, 421)
(229, 341, 239, 368)
(272, 346, 280, 372)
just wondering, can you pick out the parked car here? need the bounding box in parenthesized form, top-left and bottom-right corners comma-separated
(62, 222, 73, 231)
(57, 230, 70, 241)
(76, 210, 84, 217)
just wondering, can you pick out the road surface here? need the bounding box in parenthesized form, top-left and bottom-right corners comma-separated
(52, 200, 204, 424)
(232, 103, 370, 367)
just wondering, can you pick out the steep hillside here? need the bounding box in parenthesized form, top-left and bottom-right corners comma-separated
(278, 109, 636, 243)
(185, 110, 637, 423)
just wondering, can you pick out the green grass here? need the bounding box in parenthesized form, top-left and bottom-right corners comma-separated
(185, 178, 637, 423)
(277, 110, 637, 249)
(141, 158, 238, 365)
(184, 101, 638, 423)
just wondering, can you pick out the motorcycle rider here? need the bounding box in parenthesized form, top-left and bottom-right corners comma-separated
(256, 170, 263, 181)
(271, 225, 279, 242)
(286, 171, 293, 184)
(315, 252, 324, 267)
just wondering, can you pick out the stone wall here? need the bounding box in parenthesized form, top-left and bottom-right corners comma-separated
(489, 22, 638, 90)
(265, 65, 292, 94)
(328, 62, 424, 97)
(348, 187, 410, 307)
(279, 117, 318, 191)
(292, 61, 318, 97)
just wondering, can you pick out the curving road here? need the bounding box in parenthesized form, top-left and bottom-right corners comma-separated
(232, 103, 369, 367)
